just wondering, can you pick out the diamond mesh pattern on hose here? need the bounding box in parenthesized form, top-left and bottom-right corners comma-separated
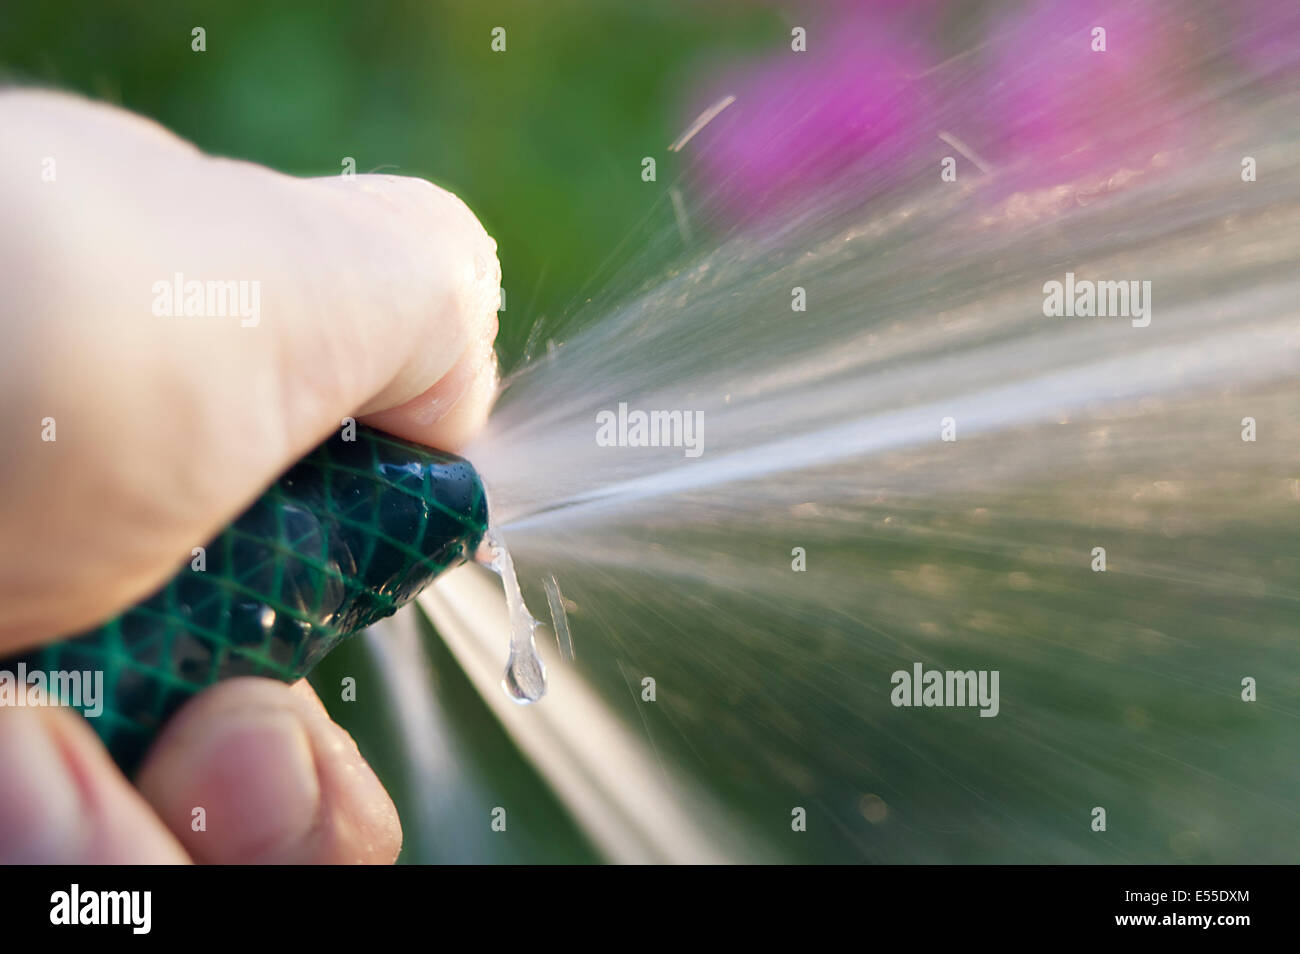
(1, 425, 488, 774)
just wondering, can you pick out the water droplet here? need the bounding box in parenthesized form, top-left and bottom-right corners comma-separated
(503, 647, 546, 703)
(475, 527, 548, 705)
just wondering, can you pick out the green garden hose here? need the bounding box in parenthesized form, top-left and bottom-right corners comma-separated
(0, 424, 488, 775)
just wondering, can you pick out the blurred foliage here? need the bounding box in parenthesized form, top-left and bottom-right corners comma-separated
(0, 0, 778, 366)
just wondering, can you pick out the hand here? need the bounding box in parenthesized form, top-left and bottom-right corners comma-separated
(0, 89, 502, 863)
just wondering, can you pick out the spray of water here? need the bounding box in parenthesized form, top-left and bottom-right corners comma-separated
(420, 3, 1300, 861)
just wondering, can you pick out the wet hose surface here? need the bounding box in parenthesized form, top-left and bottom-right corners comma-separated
(1, 425, 488, 774)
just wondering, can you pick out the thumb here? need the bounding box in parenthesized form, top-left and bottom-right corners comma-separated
(0, 89, 501, 647)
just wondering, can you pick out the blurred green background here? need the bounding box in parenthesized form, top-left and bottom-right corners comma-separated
(1, 0, 777, 366)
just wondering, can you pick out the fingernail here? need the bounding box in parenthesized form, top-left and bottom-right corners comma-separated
(361, 334, 499, 445)
(0, 709, 87, 862)
(288, 685, 402, 863)
(142, 705, 322, 864)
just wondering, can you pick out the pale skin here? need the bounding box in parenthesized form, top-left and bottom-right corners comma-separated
(0, 90, 503, 863)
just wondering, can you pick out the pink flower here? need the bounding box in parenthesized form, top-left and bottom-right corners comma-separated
(972, 0, 1192, 182)
(1229, 0, 1300, 75)
(682, 10, 939, 224)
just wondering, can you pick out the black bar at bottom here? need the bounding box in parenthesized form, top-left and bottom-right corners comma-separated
(0, 863, 1276, 940)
